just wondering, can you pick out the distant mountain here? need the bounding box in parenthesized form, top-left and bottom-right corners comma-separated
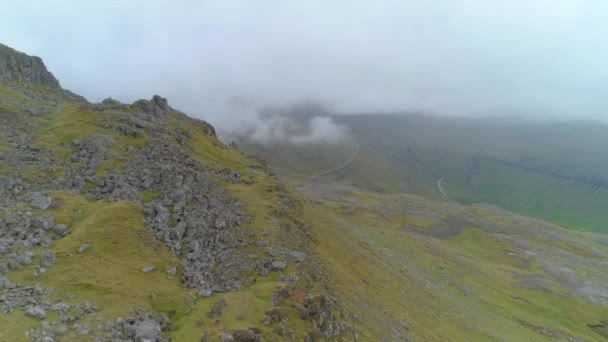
(243, 111, 608, 232)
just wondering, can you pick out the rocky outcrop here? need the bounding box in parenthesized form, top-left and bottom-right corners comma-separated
(131, 95, 172, 120)
(0, 43, 60, 87)
(0, 43, 361, 341)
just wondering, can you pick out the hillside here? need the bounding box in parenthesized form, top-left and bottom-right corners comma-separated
(241, 135, 608, 341)
(242, 112, 608, 232)
(0, 43, 373, 341)
(2, 43, 608, 342)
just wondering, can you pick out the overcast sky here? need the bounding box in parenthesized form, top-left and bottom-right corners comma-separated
(2, 0, 608, 124)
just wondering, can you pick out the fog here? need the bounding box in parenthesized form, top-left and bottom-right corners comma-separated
(2, 0, 608, 142)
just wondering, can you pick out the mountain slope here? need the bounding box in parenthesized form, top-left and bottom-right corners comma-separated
(0, 43, 373, 341)
(243, 112, 608, 232)
(238, 151, 608, 341)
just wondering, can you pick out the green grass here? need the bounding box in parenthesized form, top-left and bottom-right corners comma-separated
(5, 193, 191, 341)
(12, 196, 188, 305)
(171, 281, 292, 341)
(287, 182, 608, 341)
(244, 114, 608, 232)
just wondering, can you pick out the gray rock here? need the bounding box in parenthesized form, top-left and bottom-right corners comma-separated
(40, 236, 53, 247)
(41, 250, 55, 267)
(220, 332, 235, 342)
(78, 244, 90, 254)
(33, 216, 54, 230)
(31, 193, 51, 210)
(25, 305, 46, 320)
(79, 302, 97, 315)
(288, 250, 306, 263)
(33, 283, 44, 295)
(50, 303, 71, 313)
(134, 319, 161, 342)
(0, 276, 13, 289)
(73, 323, 90, 336)
(101, 97, 121, 105)
(166, 265, 176, 276)
(0, 43, 61, 87)
(233, 328, 262, 341)
(8, 259, 22, 270)
(142, 266, 155, 273)
(55, 324, 68, 335)
(108, 184, 141, 202)
(279, 274, 299, 283)
(17, 251, 34, 265)
(197, 288, 212, 298)
(53, 224, 69, 236)
(271, 261, 287, 271)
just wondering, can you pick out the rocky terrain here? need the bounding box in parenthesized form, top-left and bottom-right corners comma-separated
(0, 43, 364, 341)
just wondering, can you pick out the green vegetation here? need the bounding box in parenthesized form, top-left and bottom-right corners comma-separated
(7, 193, 190, 341)
(0, 81, 322, 340)
(294, 183, 608, 341)
(244, 113, 608, 232)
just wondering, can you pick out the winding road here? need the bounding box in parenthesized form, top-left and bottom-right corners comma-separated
(310, 143, 360, 180)
(437, 178, 451, 199)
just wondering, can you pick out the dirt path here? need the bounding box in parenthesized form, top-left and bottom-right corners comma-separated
(310, 143, 360, 179)
(437, 177, 451, 199)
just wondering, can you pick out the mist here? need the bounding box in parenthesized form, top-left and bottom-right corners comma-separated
(219, 109, 352, 146)
(2, 0, 608, 141)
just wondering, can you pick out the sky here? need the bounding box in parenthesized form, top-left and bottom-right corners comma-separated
(2, 0, 608, 134)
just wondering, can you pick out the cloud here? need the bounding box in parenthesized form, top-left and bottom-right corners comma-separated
(1, 0, 608, 127)
(214, 103, 351, 146)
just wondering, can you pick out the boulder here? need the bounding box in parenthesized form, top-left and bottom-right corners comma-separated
(30, 193, 51, 210)
(220, 333, 235, 342)
(74, 323, 90, 336)
(197, 288, 212, 298)
(41, 250, 55, 267)
(25, 305, 46, 320)
(134, 319, 162, 342)
(271, 261, 287, 271)
(78, 244, 90, 254)
(53, 224, 69, 236)
(288, 250, 306, 263)
(232, 328, 262, 342)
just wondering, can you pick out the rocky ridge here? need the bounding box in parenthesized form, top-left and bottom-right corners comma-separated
(0, 43, 60, 87)
(0, 43, 355, 341)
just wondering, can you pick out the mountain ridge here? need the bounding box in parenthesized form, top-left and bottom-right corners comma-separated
(0, 43, 366, 341)
(0, 43, 60, 88)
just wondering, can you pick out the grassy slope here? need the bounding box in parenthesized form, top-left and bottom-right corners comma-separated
(0, 84, 315, 340)
(294, 183, 608, 341)
(244, 114, 608, 232)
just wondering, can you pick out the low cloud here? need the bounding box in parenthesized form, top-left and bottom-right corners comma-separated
(215, 103, 351, 146)
(3, 1, 608, 124)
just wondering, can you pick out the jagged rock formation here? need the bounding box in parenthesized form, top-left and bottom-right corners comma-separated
(0, 43, 60, 87)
